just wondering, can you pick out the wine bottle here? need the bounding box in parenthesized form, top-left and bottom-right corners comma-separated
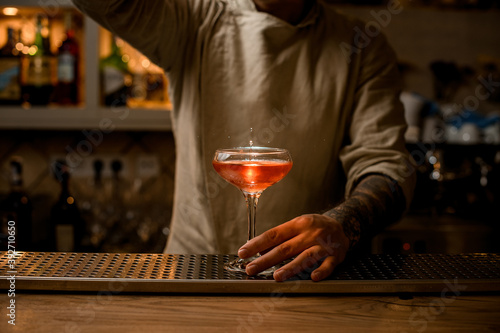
(23, 14, 55, 105)
(0, 27, 22, 105)
(50, 162, 85, 252)
(0, 158, 33, 251)
(42, 18, 53, 54)
(54, 11, 79, 105)
(100, 35, 131, 107)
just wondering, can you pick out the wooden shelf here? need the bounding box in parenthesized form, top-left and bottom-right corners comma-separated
(0, 0, 173, 131)
(0, 106, 172, 131)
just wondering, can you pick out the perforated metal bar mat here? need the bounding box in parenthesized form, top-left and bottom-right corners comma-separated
(1, 252, 499, 294)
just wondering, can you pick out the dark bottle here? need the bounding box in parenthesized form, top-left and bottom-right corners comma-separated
(54, 11, 79, 105)
(100, 35, 131, 107)
(23, 14, 55, 106)
(79, 159, 107, 251)
(50, 162, 85, 252)
(0, 27, 22, 105)
(90, 159, 107, 247)
(99, 159, 129, 252)
(41, 15, 53, 58)
(0, 158, 33, 251)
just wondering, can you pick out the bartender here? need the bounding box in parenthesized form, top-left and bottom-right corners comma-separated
(72, 0, 416, 281)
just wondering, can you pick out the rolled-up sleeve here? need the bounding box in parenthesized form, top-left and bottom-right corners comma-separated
(339, 32, 416, 209)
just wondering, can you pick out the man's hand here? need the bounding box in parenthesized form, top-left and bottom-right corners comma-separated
(237, 214, 350, 282)
(237, 174, 407, 282)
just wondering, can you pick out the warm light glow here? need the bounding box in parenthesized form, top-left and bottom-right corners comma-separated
(2, 7, 18, 16)
(22, 46, 29, 55)
(403, 243, 411, 251)
(67, 196, 75, 205)
(15, 42, 24, 51)
(28, 45, 38, 55)
(122, 54, 130, 63)
(141, 59, 151, 68)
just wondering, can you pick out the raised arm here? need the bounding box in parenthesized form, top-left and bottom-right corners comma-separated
(71, 0, 213, 71)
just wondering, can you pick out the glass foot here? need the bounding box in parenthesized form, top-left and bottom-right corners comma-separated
(224, 255, 276, 276)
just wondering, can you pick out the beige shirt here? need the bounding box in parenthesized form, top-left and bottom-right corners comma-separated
(73, 0, 416, 254)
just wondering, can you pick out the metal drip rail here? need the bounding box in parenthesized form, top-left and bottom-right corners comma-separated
(1, 252, 499, 294)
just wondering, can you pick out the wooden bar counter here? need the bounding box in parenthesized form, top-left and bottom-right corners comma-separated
(1, 292, 500, 332)
(1, 252, 499, 332)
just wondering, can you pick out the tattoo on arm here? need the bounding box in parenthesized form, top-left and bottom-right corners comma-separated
(325, 174, 406, 250)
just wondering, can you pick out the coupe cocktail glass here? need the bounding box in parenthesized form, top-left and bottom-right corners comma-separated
(212, 147, 292, 274)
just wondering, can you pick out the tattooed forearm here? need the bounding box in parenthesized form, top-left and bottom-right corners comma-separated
(324, 174, 406, 250)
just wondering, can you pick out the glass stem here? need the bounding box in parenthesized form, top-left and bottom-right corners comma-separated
(243, 192, 261, 242)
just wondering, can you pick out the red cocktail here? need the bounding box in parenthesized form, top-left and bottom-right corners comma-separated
(212, 160, 292, 194)
(213, 147, 293, 274)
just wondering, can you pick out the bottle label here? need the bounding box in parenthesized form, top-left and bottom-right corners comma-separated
(103, 66, 125, 95)
(56, 224, 74, 252)
(26, 56, 52, 86)
(0, 58, 21, 100)
(58, 52, 75, 83)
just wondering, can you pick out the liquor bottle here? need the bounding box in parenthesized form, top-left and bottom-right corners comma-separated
(0, 158, 33, 251)
(50, 162, 85, 252)
(87, 159, 107, 249)
(54, 11, 79, 105)
(100, 35, 131, 106)
(23, 14, 55, 105)
(0, 27, 22, 104)
(99, 159, 131, 252)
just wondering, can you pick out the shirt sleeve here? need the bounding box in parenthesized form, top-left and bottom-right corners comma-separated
(71, 0, 218, 72)
(339, 31, 416, 209)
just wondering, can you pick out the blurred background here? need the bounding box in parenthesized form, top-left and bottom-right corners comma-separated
(0, 0, 499, 254)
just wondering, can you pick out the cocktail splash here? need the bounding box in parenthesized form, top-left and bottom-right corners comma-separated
(213, 146, 292, 274)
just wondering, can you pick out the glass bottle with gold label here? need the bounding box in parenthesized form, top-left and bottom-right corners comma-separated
(100, 35, 131, 107)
